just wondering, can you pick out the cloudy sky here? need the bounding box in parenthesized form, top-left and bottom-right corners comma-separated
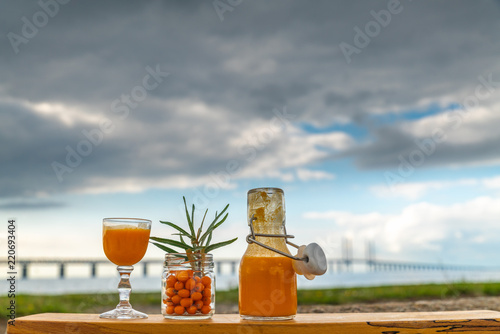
(1, 1, 500, 267)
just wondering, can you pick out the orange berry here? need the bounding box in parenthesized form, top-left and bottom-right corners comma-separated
(191, 292, 203, 301)
(180, 297, 193, 308)
(202, 297, 211, 306)
(194, 283, 205, 292)
(201, 276, 211, 286)
(174, 305, 185, 315)
(171, 294, 181, 305)
(187, 305, 197, 314)
(176, 270, 190, 282)
(166, 275, 177, 287)
(166, 305, 175, 314)
(201, 305, 211, 314)
(185, 278, 196, 291)
(194, 276, 202, 283)
(203, 288, 211, 298)
(166, 301, 174, 307)
(178, 289, 190, 298)
(187, 270, 194, 278)
(194, 300, 203, 309)
(166, 288, 176, 297)
(174, 281, 184, 290)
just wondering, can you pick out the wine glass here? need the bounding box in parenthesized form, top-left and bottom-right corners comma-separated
(100, 217, 152, 319)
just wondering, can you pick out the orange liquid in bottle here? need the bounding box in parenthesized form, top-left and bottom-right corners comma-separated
(239, 255, 297, 317)
(103, 227, 150, 266)
(240, 188, 297, 319)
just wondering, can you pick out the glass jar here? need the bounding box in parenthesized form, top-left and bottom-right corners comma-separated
(161, 253, 215, 320)
(239, 188, 297, 320)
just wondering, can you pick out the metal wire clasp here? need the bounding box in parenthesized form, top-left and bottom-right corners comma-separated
(246, 214, 307, 262)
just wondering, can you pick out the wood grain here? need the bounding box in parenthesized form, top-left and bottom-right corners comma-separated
(7, 311, 500, 334)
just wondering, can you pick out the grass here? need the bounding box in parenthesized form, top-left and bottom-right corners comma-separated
(218, 281, 500, 305)
(4, 281, 500, 317)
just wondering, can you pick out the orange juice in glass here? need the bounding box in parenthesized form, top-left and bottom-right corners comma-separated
(100, 218, 151, 319)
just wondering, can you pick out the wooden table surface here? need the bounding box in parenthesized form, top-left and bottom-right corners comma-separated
(7, 311, 500, 334)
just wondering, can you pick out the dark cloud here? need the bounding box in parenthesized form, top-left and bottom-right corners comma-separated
(0, 200, 66, 210)
(1, 1, 500, 199)
(336, 126, 416, 169)
(339, 122, 500, 171)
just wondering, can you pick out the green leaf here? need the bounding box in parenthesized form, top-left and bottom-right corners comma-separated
(150, 242, 178, 254)
(150, 237, 191, 250)
(191, 246, 205, 252)
(191, 203, 195, 232)
(205, 231, 213, 247)
(205, 237, 238, 253)
(196, 209, 208, 241)
(159, 220, 192, 238)
(199, 204, 229, 245)
(199, 213, 228, 245)
(183, 196, 196, 237)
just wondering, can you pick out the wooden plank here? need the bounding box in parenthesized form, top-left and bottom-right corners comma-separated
(7, 311, 500, 334)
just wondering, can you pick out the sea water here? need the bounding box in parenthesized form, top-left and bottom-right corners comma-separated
(3, 269, 500, 295)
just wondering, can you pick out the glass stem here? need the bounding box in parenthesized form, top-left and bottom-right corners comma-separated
(116, 265, 134, 309)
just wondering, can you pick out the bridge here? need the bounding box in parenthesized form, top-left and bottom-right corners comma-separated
(2, 239, 494, 279)
(3, 258, 240, 280)
(1, 257, 493, 280)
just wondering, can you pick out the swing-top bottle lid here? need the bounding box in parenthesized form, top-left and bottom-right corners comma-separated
(292, 243, 327, 280)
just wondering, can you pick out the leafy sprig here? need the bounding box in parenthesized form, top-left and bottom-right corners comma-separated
(150, 197, 237, 256)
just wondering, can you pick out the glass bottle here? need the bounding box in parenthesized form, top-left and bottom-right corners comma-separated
(161, 253, 215, 320)
(239, 187, 297, 320)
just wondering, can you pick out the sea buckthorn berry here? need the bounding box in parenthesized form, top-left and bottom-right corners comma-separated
(194, 283, 204, 292)
(166, 305, 175, 314)
(166, 301, 174, 306)
(194, 276, 202, 283)
(203, 288, 211, 298)
(166, 288, 176, 297)
(202, 297, 211, 306)
(174, 305, 185, 315)
(201, 305, 211, 314)
(194, 300, 203, 309)
(174, 281, 184, 290)
(180, 297, 193, 308)
(201, 276, 211, 286)
(166, 275, 177, 287)
(171, 295, 181, 305)
(185, 278, 196, 290)
(191, 292, 203, 301)
(178, 289, 190, 298)
(187, 305, 197, 314)
(187, 270, 194, 278)
(177, 270, 190, 282)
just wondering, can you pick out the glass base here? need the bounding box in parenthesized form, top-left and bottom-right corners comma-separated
(163, 314, 213, 320)
(240, 314, 295, 321)
(100, 307, 148, 319)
